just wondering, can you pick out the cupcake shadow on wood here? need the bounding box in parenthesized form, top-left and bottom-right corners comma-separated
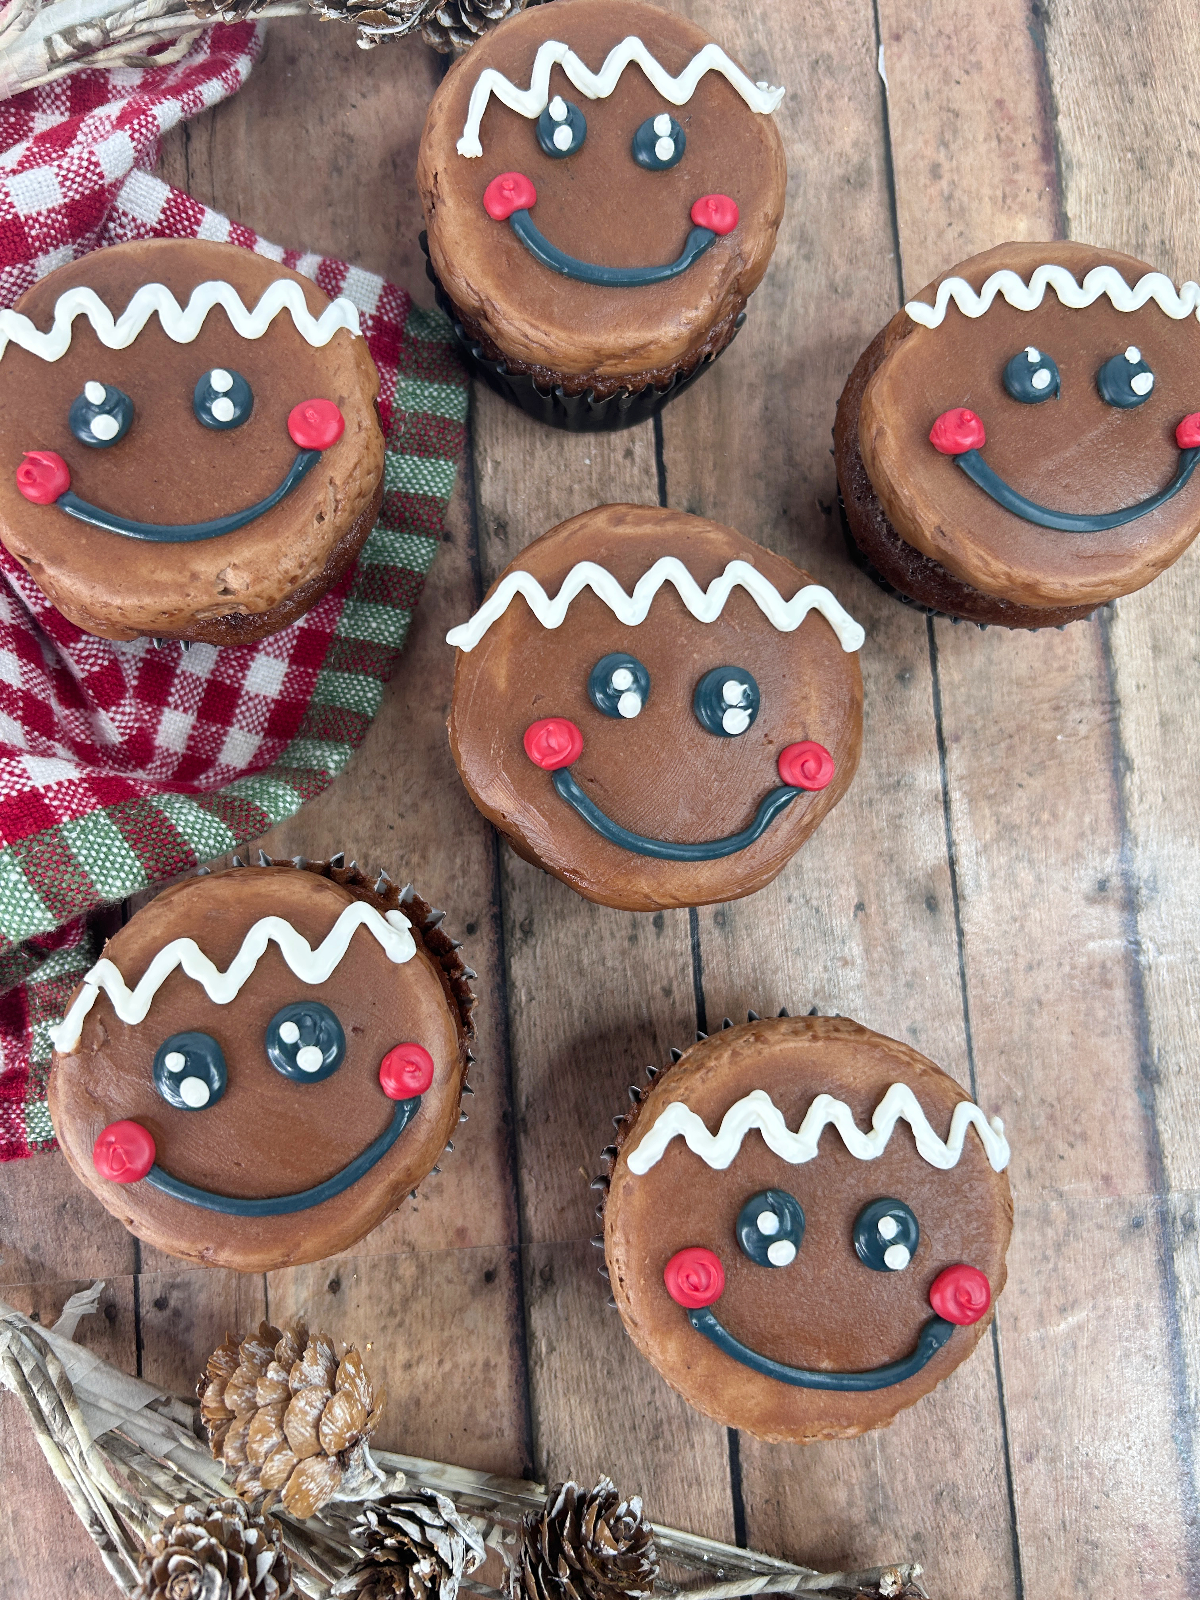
(417, 0, 786, 430)
(47, 856, 475, 1272)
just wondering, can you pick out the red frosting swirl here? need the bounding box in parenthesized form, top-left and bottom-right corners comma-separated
(929, 408, 986, 456)
(928, 1263, 991, 1325)
(523, 717, 583, 771)
(777, 740, 836, 791)
(16, 450, 70, 505)
(1177, 413, 1200, 449)
(287, 399, 345, 451)
(484, 172, 538, 221)
(663, 1245, 725, 1308)
(93, 1120, 156, 1184)
(690, 194, 739, 236)
(379, 1042, 435, 1099)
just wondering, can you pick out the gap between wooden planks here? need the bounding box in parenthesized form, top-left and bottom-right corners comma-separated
(5, 3, 1200, 1596)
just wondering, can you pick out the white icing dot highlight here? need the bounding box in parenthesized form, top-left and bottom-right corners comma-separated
(553, 124, 574, 151)
(767, 1239, 796, 1267)
(548, 95, 567, 120)
(655, 137, 675, 162)
(883, 1243, 911, 1271)
(211, 396, 236, 423)
(756, 1210, 780, 1236)
(279, 1020, 300, 1044)
(296, 1045, 324, 1073)
(209, 368, 234, 392)
(84, 380, 106, 404)
(164, 1051, 186, 1072)
(876, 1214, 899, 1241)
(722, 680, 747, 705)
(610, 667, 634, 691)
(1024, 347, 1040, 364)
(179, 1076, 210, 1108)
(90, 414, 120, 440)
(1031, 368, 1052, 390)
(1131, 370, 1155, 395)
(653, 113, 672, 136)
(1125, 345, 1142, 364)
(617, 690, 643, 718)
(722, 707, 751, 736)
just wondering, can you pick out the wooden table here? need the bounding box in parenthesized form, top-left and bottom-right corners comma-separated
(3, 4, 1198, 1594)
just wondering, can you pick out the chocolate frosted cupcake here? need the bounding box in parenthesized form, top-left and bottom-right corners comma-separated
(601, 1015, 1013, 1442)
(47, 857, 474, 1272)
(836, 240, 1200, 626)
(417, 0, 786, 430)
(0, 239, 384, 643)
(447, 504, 864, 912)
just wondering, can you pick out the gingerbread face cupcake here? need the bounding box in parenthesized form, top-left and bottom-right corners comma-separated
(47, 860, 473, 1272)
(447, 505, 864, 912)
(602, 1016, 1013, 1442)
(0, 239, 385, 643)
(835, 240, 1200, 625)
(417, 0, 786, 427)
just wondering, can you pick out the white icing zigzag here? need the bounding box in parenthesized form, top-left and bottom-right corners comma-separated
(446, 558, 866, 653)
(905, 263, 1200, 330)
(0, 280, 362, 364)
(625, 1085, 1011, 1176)
(50, 903, 416, 1054)
(457, 36, 785, 157)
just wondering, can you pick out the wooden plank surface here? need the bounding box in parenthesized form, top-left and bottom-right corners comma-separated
(4, 3, 1200, 1596)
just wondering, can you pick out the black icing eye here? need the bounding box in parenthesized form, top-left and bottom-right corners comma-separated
(1003, 346, 1060, 403)
(588, 652, 650, 719)
(266, 1002, 345, 1082)
(1097, 346, 1155, 408)
(737, 1189, 805, 1267)
(853, 1199, 920, 1272)
(194, 368, 253, 430)
(694, 666, 760, 737)
(69, 382, 133, 448)
(537, 96, 587, 157)
(632, 113, 686, 171)
(153, 1032, 227, 1111)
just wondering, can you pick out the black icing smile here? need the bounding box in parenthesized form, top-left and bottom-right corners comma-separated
(507, 208, 720, 287)
(688, 1304, 956, 1391)
(56, 449, 321, 544)
(551, 766, 803, 860)
(143, 1093, 422, 1216)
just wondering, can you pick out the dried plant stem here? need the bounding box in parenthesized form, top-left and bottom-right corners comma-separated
(0, 1300, 927, 1600)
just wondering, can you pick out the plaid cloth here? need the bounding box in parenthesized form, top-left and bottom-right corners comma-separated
(0, 26, 469, 1159)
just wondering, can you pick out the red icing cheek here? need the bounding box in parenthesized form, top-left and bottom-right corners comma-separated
(379, 1042, 435, 1099)
(1177, 413, 1200, 449)
(93, 1120, 155, 1183)
(288, 399, 345, 451)
(691, 194, 739, 236)
(16, 450, 70, 504)
(778, 740, 835, 791)
(484, 172, 537, 220)
(664, 1246, 725, 1307)
(930, 408, 986, 455)
(929, 1263, 991, 1325)
(524, 717, 583, 770)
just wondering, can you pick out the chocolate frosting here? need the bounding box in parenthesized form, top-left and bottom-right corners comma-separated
(417, 0, 786, 382)
(604, 1017, 1013, 1442)
(0, 241, 384, 640)
(448, 504, 863, 912)
(48, 864, 472, 1272)
(858, 240, 1200, 608)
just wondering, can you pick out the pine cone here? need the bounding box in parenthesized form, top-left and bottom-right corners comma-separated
(198, 1320, 386, 1519)
(133, 1498, 295, 1600)
(332, 1489, 487, 1600)
(421, 0, 525, 53)
(507, 1480, 657, 1600)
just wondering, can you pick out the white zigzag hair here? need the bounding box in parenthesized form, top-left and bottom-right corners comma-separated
(0, 280, 362, 364)
(445, 558, 865, 653)
(49, 902, 415, 1054)
(457, 36, 785, 157)
(625, 1085, 1011, 1175)
(905, 263, 1200, 330)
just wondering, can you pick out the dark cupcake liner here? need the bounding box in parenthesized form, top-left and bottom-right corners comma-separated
(421, 232, 745, 433)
